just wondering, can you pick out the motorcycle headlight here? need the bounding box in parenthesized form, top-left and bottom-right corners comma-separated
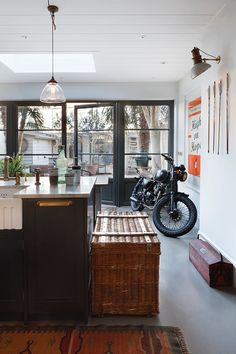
(179, 171, 188, 182)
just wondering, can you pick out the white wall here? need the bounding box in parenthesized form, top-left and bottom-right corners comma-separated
(176, 74, 201, 220)
(199, 0, 236, 266)
(177, 0, 236, 268)
(0, 82, 177, 101)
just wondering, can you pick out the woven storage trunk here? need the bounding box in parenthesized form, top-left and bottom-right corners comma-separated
(91, 211, 161, 316)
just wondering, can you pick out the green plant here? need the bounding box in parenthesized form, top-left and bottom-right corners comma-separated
(0, 154, 25, 177)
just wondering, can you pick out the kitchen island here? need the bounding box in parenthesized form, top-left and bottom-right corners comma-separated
(0, 176, 96, 323)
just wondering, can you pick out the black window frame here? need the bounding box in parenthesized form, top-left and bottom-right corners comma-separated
(0, 99, 174, 205)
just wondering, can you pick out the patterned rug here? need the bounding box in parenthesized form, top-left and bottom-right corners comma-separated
(0, 325, 190, 354)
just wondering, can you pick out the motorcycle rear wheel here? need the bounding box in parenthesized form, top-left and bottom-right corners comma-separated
(153, 194, 197, 237)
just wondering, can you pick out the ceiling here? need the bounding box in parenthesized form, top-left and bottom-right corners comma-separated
(0, 0, 229, 83)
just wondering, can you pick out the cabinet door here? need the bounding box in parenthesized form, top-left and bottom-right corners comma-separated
(24, 198, 88, 321)
(0, 230, 23, 320)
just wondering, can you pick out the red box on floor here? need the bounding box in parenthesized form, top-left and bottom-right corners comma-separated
(189, 239, 233, 287)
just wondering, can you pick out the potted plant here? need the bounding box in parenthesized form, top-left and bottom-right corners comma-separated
(0, 154, 25, 177)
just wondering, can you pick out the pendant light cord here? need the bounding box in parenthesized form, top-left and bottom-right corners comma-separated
(51, 11, 55, 78)
(48, 0, 57, 79)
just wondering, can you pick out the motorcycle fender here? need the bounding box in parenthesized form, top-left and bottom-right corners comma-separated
(176, 192, 189, 197)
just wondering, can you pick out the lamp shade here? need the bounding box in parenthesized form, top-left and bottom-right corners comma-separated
(191, 62, 211, 80)
(40, 77, 66, 103)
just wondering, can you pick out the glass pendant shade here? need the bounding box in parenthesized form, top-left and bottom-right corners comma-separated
(191, 62, 211, 80)
(40, 76, 66, 103)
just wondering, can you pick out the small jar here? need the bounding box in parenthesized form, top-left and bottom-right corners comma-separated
(65, 172, 75, 186)
(72, 165, 81, 184)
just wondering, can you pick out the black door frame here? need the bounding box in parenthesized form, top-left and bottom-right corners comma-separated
(117, 100, 174, 206)
(74, 102, 117, 204)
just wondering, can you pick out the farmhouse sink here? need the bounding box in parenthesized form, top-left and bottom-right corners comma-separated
(0, 182, 29, 229)
(0, 181, 29, 198)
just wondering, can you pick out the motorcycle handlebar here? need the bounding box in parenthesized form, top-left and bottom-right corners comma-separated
(161, 153, 174, 163)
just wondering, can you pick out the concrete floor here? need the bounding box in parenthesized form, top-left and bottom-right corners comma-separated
(89, 207, 236, 354)
(3, 207, 235, 353)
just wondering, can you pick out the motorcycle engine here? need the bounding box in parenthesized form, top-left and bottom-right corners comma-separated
(144, 191, 155, 207)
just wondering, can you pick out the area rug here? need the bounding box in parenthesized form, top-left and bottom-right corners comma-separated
(0, 325, 190, 354)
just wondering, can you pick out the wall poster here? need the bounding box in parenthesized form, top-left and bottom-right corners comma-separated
(188, 97, 201, 176)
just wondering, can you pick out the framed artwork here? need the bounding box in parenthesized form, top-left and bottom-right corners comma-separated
(188, 97, 201, 176)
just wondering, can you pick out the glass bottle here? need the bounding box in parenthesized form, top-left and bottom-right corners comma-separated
(56, 145, 68, 184)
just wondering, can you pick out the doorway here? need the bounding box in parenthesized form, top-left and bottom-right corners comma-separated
(71, 100, 174, 206)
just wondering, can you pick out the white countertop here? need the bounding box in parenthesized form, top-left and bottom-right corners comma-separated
(13, 176, 97, 199)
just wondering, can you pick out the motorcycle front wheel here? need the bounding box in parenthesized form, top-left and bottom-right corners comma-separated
(130, 182, 144, 212)
(153, 194, 197, 237)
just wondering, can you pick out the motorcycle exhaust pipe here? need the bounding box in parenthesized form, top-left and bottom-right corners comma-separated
(130, 196, 138, 203)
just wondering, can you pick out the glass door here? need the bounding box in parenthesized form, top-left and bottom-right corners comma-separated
(74, 103, 115, 203)
(119, 101, 174, 205)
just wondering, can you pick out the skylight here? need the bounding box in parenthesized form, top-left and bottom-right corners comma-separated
(0, 53, 96, 73)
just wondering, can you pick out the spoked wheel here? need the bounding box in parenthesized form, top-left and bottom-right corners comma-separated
(153, 194, 197, 237)
(130, 183, 144, 212)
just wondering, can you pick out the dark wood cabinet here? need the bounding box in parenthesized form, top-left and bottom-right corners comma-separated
(0, 230, 24, 320)
(23, 196, 93, 322)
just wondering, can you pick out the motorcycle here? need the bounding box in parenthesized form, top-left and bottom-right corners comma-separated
(130, 153, 197, 237)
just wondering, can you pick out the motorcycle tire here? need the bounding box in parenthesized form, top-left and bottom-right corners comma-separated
(153, 194, 197, 237)
(130, 183, 145, 212)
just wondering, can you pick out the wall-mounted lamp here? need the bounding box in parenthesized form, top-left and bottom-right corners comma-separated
(40, 4, 65, 103)
(191, 47, 221, 80)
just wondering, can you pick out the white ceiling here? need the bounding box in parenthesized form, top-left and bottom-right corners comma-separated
(0, 0, 229, 83)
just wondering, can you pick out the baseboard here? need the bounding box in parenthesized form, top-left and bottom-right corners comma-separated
(198, 231, 236, 287)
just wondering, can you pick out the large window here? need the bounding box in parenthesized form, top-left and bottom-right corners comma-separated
(0, 100, 173, 204)
(124, 104, 170, 177)
(17, 105, 62, 173)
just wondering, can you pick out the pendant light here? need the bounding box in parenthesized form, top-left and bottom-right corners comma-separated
(40, 4, 65, 103)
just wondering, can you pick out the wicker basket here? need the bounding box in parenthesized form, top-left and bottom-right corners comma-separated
(91, 211, 161, 316)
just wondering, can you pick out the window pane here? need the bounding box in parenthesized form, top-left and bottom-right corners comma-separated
(66, 103, 114, 166)
(125, 105, 169, 130)
(18, 106, 62, 130)
(66, 103, 76, 165)
(0, 131, 7, 155)
(77, 154, 113, 175)
(125, 154, 168, 178)
(125, 130, 169, 154)
(18, 130, 61, 155)
(74, 104, 114, 176)
(78, 106, 113, 131)
(0, 106, 7, 155)
(0, 106, 7, 129)
(78, 131, 113, 154)
(17, 105, 62, 171)
(22, 155, 56, 174)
